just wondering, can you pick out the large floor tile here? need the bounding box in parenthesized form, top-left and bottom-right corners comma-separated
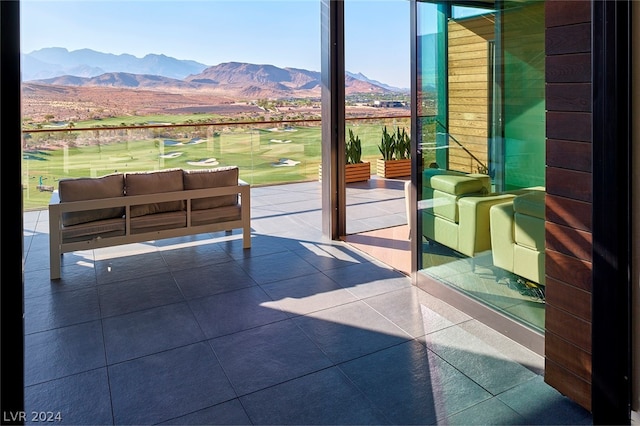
(95, 250, 170, 285)
(24, 286, 101, 334)
(158, 235, 233, 271)
(423, 321, 538, 395)
(210, 319, 333, 395)
(238, 250, 320, 284)
(97, 272, 184, 318)
(159, 399, 251, 425)
(293, 300, 410, 364)
(260, 271, 358, 317)
(25, 368, 113, 425)
(443, 396, 527, 425)
(339, 340, 492, 425)
(240, 367, 390, 425)
(322, 261, 411, 299)
(24, 321, 106, 386)
(24, 265, 98, 299)
(172, 260, 257, 299)
(188, 286, 288, 338)
(109, 342, 236, 425)
(497, 376, 593, 425)
(220, 233, 290, 260)
(363, 286, 471, 340)
(292, 241, 371, 271)
(103, 302, 205, 364)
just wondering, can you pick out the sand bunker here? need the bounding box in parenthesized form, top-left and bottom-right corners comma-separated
(160, 152, 183, 159)
(187, 158, 219, 166)
(271, 158, 301, 167)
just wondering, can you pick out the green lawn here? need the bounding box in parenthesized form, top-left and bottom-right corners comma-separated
(23, 122, 410, 210)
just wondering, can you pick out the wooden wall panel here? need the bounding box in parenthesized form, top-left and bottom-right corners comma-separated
(546, 222, 592, 261)
(544, 0, 594, 399)
(546, 304, 591, 352)
(447, 16, 493, 174)
(546, 194, 592, 232)
(546, 250, 592, 292)
(545, 0, 591, 27)
(546, 111, 592, 141)
(545, 332, 592, 381)
(545, 83, 591, 112)
(545, 358, 592, 411)
(546, 23, 591, 55)
(546, 139, 591, 171)
(546, 167, 592, 202)
(545, 276, 592, 322)
(546, 53, 592, 83)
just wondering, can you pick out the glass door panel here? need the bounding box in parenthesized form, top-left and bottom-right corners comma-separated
(415, 0, 546, 334)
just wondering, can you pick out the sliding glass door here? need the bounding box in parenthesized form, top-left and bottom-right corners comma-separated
(413, 0, 546, 342)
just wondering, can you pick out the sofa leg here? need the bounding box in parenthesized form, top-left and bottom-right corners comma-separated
(243, 231, 251, 249)
(50, 252, 61, 280)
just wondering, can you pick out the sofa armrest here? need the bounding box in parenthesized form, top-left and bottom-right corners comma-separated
(457, 193, 516, 257)
(489, 201, 516, 272)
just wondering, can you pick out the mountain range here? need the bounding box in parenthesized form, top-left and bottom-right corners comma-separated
(22, 47, 408, 97)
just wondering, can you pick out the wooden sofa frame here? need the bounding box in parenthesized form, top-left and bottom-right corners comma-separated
(48, 182, 250, 280)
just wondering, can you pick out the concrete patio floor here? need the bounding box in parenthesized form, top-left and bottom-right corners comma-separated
(22, 179, 592, 425)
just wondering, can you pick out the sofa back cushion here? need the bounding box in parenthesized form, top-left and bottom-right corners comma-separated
(58, 173, 125, 226)
(125, 169, 185, 217)
(183, 166, 239, 210)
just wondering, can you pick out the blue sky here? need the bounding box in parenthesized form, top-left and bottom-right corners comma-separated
(20, 0, 411, 88)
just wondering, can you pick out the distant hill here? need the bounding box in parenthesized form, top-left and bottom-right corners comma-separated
(346, 71, 408, 92)
(22, 47, 209, 81)
(31, 62, 393, 98)
(38, 72, 200, 91)
(22, 47, 407, 94)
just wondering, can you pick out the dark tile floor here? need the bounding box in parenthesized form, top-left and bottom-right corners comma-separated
(22, 179, 592, 425)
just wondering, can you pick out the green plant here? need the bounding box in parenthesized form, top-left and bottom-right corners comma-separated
(394, 127, 410, 160)
(378, 126, 395, 160)
(378, 126, 410, 161)
(346, 128, 363, 164)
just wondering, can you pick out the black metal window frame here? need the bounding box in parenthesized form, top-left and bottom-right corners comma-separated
(591, 0, 632, 423)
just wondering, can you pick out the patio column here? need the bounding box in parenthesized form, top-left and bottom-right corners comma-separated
(320, 0, 346, 239)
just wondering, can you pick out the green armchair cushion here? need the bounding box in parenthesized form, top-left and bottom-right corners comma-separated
(514, 191, 545, 252)
(490, 190, 546, 284)
(428, 174, 487, 195)
(421, 169, 515, 257)
(513, 190, 545, 219)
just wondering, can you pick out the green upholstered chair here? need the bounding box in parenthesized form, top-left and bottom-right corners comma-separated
(489, 190, 546, 285)
(421, 169, 517, 258)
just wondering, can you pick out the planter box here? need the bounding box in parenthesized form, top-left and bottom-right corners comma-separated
(318, 162, 371, 183)
(376, 159, 411, 178)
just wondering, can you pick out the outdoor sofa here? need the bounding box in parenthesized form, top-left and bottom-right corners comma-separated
(48, 166, 250, 279)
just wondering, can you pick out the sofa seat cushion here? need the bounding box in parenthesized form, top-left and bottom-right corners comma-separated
(125, 169, 185, 217)
(130, 211, 187, 234)
(61, 218, 125, 243)
(191, 206, 242, 226)
(183, 166, 239, 210)
(58, 173, 125, 226)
